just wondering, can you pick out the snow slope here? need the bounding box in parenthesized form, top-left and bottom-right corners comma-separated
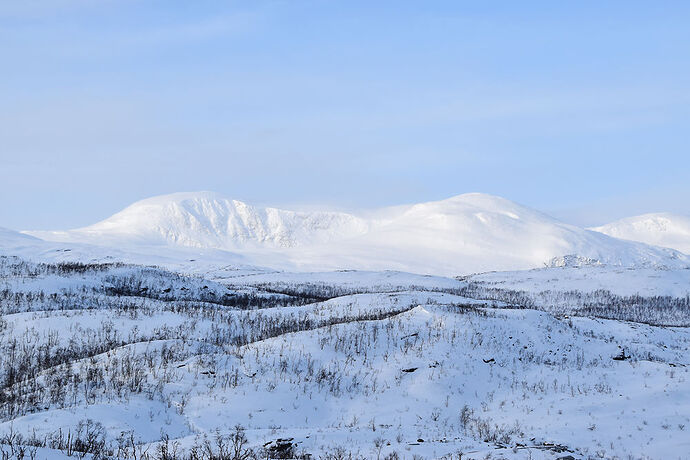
(1, 226, 269, 280)
(592, 212, 690, 254)
(468, 265, 690, 298)
(0, 226, 40, 247)
(22, 192, 690, 275)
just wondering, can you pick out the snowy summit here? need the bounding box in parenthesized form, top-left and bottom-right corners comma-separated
(26, 191, 689, 276)
(592, 212, 690, 255)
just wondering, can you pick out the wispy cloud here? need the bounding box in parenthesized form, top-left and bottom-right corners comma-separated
(1, 3, 269, 59)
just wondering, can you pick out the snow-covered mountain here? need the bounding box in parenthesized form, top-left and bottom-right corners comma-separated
(318, 193, 688, 273)
(23, 192, 690, 275)
(591, 212, 690, 255)
(28, 191, 370, 249)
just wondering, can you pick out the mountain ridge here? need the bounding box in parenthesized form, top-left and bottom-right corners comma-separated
(28, 191, 371, 250)
(22, 191, 690, 275)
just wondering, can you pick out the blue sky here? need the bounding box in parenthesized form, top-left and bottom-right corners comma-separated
(1, 1, 689, 230)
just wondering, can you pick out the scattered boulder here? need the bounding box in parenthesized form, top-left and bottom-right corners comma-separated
(612, 350, 629, 361)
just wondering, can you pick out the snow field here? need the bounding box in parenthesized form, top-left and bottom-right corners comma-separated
(1, 257, 689, 458)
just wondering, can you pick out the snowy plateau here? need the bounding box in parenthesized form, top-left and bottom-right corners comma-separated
(1, 192, 689, 460)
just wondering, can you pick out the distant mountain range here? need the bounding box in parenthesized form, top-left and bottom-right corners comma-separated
(12, 192, 687, 276)
(591, 212, 690, 255)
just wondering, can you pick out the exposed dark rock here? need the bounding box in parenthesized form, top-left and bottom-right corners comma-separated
(613, 350, 629, 361)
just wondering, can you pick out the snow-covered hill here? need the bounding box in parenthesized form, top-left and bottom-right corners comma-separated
(1, 257, 688, 459)
(591, 212, 690, 255)
(25, 192, 690, 275)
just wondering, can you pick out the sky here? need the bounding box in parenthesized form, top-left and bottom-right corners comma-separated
(1, 0, 689, 230)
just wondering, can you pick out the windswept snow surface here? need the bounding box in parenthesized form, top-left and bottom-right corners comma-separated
(1, 256, 689, 459)
(592, 212, 690, 255)
(25, 192, 690, 276)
